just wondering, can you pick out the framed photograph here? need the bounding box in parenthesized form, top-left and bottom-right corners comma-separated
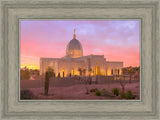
(20, 20, 140, 100)
(0, 0, 159, 119)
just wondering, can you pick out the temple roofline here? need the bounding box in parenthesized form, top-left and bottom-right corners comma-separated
(40, 58, 60, 60)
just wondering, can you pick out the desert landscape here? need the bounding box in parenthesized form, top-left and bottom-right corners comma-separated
(22, 82, 140, 100)
(21, 72, 140, 100)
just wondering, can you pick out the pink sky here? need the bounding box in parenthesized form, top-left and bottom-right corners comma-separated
(20, 20, 140, 69)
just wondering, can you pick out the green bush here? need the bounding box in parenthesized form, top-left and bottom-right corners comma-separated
(94, 88, 115, 97)
(101, 88, 106, 96)
(120, 90, 136, 99)
(112, 88, 119, 96)
(120, 91, 126, 99)
(95, 90, 102, 96)
(125, 90, 136, 99)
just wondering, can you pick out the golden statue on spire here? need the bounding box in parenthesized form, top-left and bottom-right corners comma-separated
(73, 28, 76, 39)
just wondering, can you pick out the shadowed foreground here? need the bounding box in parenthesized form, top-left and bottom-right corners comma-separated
(21, 82, 140, 100)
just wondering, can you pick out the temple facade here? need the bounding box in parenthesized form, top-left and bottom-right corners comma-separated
(40, 29, 123, 77)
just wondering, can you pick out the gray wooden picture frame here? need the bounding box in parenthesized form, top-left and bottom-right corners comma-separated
(0, 0, 159, 119)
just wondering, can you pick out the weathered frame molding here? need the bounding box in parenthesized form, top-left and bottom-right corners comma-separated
(0, 0, 159, 120)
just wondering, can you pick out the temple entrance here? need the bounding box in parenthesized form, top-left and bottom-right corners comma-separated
(95, 66, 100, 75)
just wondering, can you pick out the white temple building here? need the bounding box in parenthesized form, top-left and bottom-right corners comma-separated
(40, 29, 123, 77)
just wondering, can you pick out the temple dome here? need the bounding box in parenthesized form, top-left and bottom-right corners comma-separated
(66, 29, 83, 58)
(67, 39, 83, 50)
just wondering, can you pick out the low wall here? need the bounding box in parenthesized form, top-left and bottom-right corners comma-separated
(20, 80, 42, 89)
(21, 77, 81, 89)
(20, 75, 139, 89)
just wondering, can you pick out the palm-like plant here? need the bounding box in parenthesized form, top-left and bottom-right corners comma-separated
(78, 68, 82, 76)
(47, 67, 55, 78)
(82, 69, 86, 76)
(57, 72, 61, 78)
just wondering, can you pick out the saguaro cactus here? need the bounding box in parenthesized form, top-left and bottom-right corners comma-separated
(44, 72, 50, 95)
(44, 67, 55, 95)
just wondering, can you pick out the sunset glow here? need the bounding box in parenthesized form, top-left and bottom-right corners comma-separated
(20, 20, 140, 69)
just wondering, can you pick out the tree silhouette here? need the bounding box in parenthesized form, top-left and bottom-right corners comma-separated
(20, 67, 30, 80)
(119, 76, 127, 91)
(127, 68, 135, 83)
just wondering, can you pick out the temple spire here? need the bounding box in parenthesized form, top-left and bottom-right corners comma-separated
(73, 28, 76, 39)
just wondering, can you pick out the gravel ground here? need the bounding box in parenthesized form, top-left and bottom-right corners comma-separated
(25, 82, 140, 100)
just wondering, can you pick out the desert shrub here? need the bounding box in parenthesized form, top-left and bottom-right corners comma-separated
(120, 91, 126, 99)
(125, 90, 136, 99)
(95, 90, 102, 96)
(93, 88, 115, 97)
(90, 88, 98, 92)
(101, 88, 106, 96)
(112, 88, 119, 96)
(102, 88, 106, 91)
(95, 88, 98, 91)
(20, 89, 34, 99)
(103, 90, 115, 97)
(90, 88, 94, 92)
(119, 90, 136, 99)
